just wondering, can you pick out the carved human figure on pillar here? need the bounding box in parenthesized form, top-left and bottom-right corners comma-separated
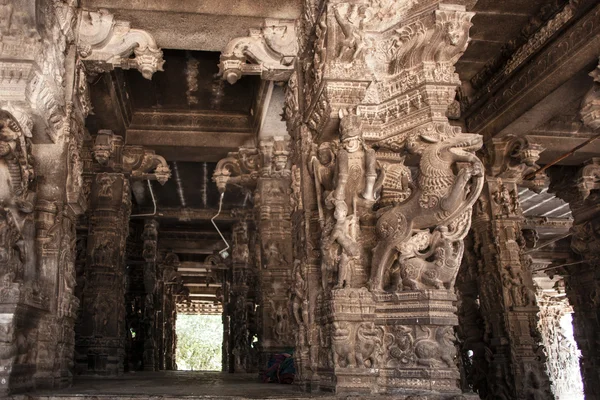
(0, 110, 36, 284)
(291, 260, 309, 346)
(327, 200, 360, 289)
(502, 265, 535, 308)
(332, 109, 378, 211)
(309, 141, 338, 228)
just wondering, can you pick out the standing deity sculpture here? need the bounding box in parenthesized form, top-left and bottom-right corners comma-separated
(316, 110, 381, 289)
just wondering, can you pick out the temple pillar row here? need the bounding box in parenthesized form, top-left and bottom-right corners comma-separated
(548, 58, 600, 399)
(213, 137, 295, 367)
(470, 136, 552, 399)
(74, 131, 170, 375)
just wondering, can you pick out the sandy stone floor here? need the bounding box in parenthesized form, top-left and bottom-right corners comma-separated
(13, 371, 332, 399)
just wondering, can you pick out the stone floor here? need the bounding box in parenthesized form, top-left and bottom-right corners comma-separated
(9, 371, 479, 400)
(10, 371, 330, 400)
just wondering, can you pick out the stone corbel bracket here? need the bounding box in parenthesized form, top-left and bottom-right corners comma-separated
(219, 19, 299, 84)
(581, 58, 600, 130)
(213, 148, 260, 193)
(122, 146, 171, 185)
(92, 129, 171, 184)
(77, 9, 165, 79)
(577, 157, 600, 201)
(487, 135, 547, 191)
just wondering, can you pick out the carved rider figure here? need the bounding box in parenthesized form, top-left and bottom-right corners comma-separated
(331, 109, 378, 213)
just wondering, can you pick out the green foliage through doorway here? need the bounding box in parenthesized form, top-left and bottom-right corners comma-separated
(176, 314, 223, 371)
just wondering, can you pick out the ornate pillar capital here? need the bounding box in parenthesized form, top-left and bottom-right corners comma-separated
(213, 147, 260, 193)
(219, 19, 299, 84)
(77, 9, 165, 80)
(485, 135, 547, 191)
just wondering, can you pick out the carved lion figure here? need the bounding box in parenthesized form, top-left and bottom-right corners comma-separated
(355, 322, 382, 368)
(414, 326, 456, 368)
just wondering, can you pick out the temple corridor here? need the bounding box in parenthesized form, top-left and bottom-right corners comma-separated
(2, 0, 600, 399)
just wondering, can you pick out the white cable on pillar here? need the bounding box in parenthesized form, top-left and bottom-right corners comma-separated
(211, 192, 230, 259)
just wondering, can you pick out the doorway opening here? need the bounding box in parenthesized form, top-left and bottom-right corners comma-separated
(176, 314, 223, 371)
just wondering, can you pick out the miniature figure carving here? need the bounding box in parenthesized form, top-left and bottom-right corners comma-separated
(502, 265, 535, 307)
(414, 326, 455, 368)
(333, 4, 367, 62)
(355, 322, 382, 368)
(331, 321, 354, 368)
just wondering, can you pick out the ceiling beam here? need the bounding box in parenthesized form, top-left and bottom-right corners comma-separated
(465, 3, 600, 138)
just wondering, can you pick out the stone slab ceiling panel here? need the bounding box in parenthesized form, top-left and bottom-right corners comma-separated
(79, 0, 303, 51)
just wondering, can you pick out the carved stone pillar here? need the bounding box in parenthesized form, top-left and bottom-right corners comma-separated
(213, 137, 294, 367)
(549, 159, 600, 398)
(536, 287, 584, 399)
(471, 136, 553, 398)
(75, 131, 170, 375)
(142, 219, 158, 371)
(229, 217, 257, 372)
(288, 1, 484, 396)
(75, 172, 131, 375)
(255, 137, 294, 363)
(158, 252, 186, 371)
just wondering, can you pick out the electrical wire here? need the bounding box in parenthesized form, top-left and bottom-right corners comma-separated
(211, 192, 230, 258)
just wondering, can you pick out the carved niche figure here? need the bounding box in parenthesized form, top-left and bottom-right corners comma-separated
(330, 321, 383, 369)
(502, 265, 535, 308)
(269, 300, 289, 341)
(0, 111, 36, 283)
(326, 200, 360, 289)
(332, 109, 379, 209)
(93, 295, 115, 336)
(96, 174, 116, 199)
(291, 260, 309, 345)
(385, 325, 414, 366)
(309, 141, 338, 227)
(355, 322, 383, 368)
(369, 133, 483, 292)
(331, 321, 353, 368)
(263, 240, 287, 269)
(92, 238, 114, 267)
(395, 226, 464, 291)
(333, 4, 367, 63)
(232, 223, 250, 264)
(414, 326, 456, 368)
(493, 183, 519, 216)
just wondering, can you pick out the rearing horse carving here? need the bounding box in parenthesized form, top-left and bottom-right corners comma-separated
(369, 133, 484, 292)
